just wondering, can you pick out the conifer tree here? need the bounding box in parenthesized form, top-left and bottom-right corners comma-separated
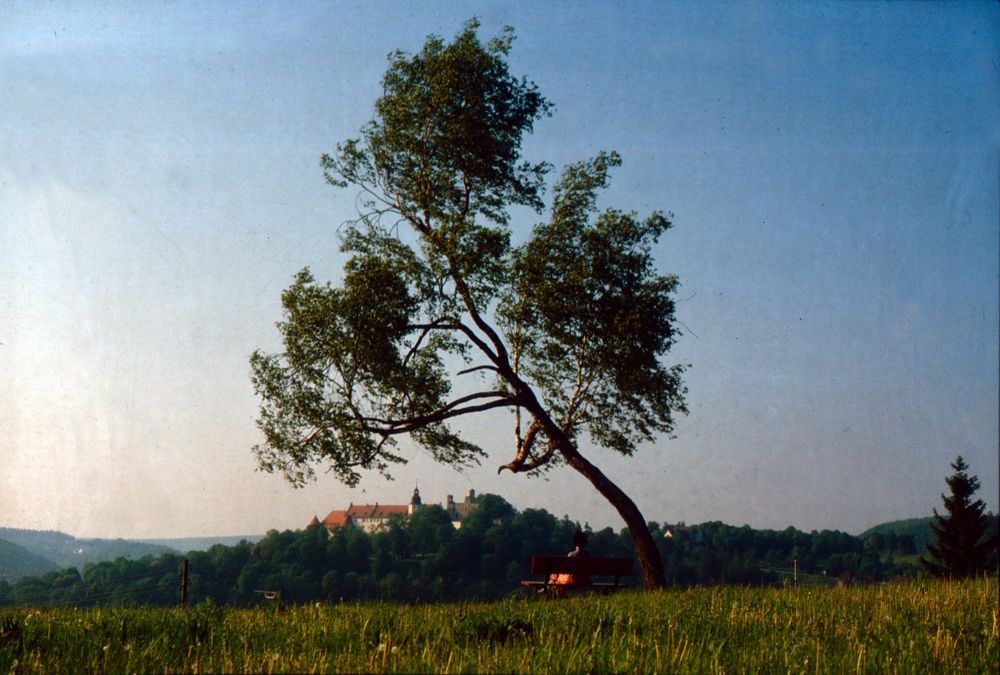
(921, 456, 997, 578)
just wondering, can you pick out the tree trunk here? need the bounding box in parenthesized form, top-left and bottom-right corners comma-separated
(555, 440, 668, 589)
(507, 380, 669, 590)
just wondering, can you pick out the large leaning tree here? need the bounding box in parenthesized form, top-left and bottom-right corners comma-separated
(250, 20, 687, 589)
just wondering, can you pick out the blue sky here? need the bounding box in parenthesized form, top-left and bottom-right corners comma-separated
(1, 1, 997, 538)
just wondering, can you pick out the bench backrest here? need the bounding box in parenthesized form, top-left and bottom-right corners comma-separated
(529, 555, 634, 578)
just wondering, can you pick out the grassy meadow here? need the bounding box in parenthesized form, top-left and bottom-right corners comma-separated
(0, 577, 995, 673)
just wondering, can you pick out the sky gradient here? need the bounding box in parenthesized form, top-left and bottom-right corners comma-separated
(2, 1, 997, 538)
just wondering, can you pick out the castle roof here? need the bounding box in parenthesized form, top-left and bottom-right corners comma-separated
(308, 515, 321, 527)
(313, 489, 478, 532)
(322, 510, 351, 528)
(345, 503, 409, 519)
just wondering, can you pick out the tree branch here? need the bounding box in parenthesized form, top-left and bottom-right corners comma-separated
(497, 418, 558, 474)
(402, 318, 449, 369)
(449, 269, 512, 369)
(408, 318, 499, 362)
(359, 390, 513, 435)
(457, 364, 500, 377)
(562, 333, 589, 431)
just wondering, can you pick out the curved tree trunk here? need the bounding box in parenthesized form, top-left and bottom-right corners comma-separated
(556, 440, 668, 589)
(506, 378, 669, 590)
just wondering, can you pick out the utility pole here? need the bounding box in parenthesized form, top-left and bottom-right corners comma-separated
(180, 559, 189, 607)
(792, 537, 799, 589)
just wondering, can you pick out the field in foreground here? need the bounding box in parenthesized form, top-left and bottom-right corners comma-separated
(0, 578, 995, 673)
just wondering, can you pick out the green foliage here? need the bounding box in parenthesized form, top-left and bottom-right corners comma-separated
(252, 19, 689, 479)
(326, 19, 551, 226)
(4, 498, 933, 609)
(252, 18, 688, 589)
(0, 528, 172, 576)
(860, 517, 934, 554)
(654, 521, 918, 586)
(0, 540, 58, 583)
(252, 19, 559, 485)
(502, 153, 687, 457)
(0, 579, 995, 672)
(922, 456, 999, 578)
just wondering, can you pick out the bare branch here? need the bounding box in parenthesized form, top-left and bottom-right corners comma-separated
(562, 334, 587, 427)
(498, 418, 554, 474)
(457, 364, 500, 377)
(408, 318, 499, 362)
(498, 438, 558, 474)
(401, 318, 451, 369)
(521, 442, 558, 472)
(450, 268, 512, 370)
(364, 396, 514, 436)
(514, 404, 523, 451)
(356, 390, 512, 434)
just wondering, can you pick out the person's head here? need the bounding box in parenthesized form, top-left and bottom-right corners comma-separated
(572, 529, 588, 550)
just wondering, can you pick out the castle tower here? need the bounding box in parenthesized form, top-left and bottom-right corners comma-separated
(408, 486, 423, 515)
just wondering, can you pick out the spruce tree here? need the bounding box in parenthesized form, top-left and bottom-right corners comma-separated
(921, 456, 997, 578)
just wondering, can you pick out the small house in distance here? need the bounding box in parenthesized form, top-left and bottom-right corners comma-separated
(309, 487, 479, 533)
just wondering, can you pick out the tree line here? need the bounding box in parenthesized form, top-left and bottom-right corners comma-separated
(4, 494, 980, 608)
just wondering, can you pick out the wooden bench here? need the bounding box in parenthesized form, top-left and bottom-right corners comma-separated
(519, 555, 634, 595)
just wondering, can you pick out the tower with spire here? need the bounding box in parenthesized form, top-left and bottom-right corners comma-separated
(408, 485, 423, 515)
(309, 486, 478, 533)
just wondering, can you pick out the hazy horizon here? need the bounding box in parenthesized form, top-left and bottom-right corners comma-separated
(0, 497, 949, 542)
(3, 1, 997, 539)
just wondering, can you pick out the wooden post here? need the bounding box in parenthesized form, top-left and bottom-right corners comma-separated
(180, 559, 189, 607)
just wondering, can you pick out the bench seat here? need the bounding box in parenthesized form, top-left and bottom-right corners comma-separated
(519, 554, 634, 594)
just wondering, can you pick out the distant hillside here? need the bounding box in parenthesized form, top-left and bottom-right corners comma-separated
(138, 535, 264, 553)
(0, 538, 59, 582)
(0, 528, 174, 571)
(861, 517, 934, 551)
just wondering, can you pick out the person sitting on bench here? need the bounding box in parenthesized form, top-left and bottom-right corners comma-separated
(549, 530, 591, 588)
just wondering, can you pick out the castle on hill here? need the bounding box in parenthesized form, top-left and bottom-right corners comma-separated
(308, 487, 479, 533)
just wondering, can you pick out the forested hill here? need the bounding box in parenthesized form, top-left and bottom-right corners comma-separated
(0, 538, 59, 582)
(1, 498, 946, 607)
(137, 535, 264, 552)
(0, 528, 173, 573)
(860, 517, 935, 552)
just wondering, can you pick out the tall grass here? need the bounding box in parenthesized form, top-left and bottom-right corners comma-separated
(1, 577, 995, 673)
